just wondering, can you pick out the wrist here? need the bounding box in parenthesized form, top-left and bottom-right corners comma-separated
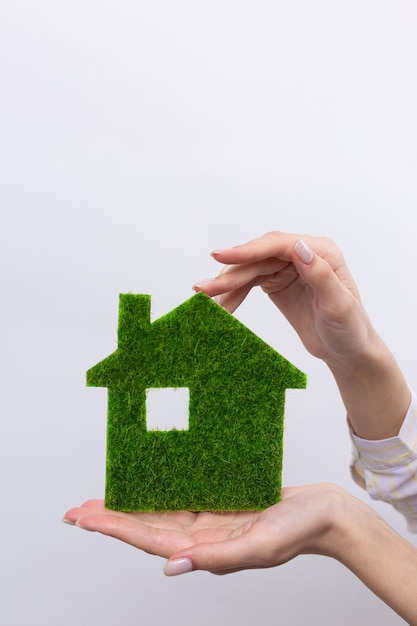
(325, 332, 410, 439)
(324, 325, 387, 381)
(322, 489, 372, 561)
(316, 486, 389, 565)
(291, 484, 356, 560)
(308, 484, 356, 560)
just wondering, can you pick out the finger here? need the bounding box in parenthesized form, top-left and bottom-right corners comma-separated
(213, 283, 253, 313)
(210, 231, 301, 265)
(260, 263, 299, 295)
(164, 531, 269, 576)
(218, 263, 301, 311)
(73, 512, 192, 557)
(292, 239, 360, 310)
(63, 500, 106, 524)
(63, 500, 146, 526)
(193, 257, 289, 298)
(211, 232, 348, 287)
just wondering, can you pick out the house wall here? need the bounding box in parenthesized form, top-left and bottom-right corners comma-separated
(2, 2, 416, 625)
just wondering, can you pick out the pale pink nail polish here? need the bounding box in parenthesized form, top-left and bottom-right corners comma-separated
(193, 278, 214, 290)
(210, 248, 232, 256)
(163, 558, 193, 576)
(294, 239, 314, 265)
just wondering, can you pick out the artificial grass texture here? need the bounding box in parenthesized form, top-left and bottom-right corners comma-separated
(87, 292, 306, 512)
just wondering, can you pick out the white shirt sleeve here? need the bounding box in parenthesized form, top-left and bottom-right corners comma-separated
(350, 389, 417, 533)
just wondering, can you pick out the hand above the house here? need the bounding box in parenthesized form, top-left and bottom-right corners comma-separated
(193, 231, 410, 440)
(63, 483, 417, 624)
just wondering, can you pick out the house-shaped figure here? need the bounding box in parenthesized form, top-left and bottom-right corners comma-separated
(87, 292, 306, 512)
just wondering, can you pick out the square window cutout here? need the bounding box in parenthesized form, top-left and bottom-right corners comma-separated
(146, 387, 189, 431)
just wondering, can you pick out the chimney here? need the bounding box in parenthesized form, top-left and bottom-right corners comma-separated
(117, 294, 151, 351)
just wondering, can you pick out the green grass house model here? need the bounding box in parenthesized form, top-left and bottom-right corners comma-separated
(87, 292, 306, 512)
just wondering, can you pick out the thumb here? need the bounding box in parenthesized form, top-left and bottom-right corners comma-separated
(293, 238, 358, 305)
(163, 535, 265, 577)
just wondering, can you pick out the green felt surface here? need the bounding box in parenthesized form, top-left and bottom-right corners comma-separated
(87, 292, 306, 511)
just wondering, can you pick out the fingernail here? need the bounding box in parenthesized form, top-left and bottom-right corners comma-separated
(294, 239, 314, 265)
(62, 517, 75, 526)
(163, 558, 193, 576)
(210, 248, 231, 256)
(74, 518, 92, 531)
(193, 278, 214, 291)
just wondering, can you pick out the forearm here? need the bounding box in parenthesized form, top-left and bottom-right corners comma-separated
(331, 493, 417, 624)
(326, 329, 410, 440)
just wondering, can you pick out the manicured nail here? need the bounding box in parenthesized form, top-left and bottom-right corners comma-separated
(62, 517, 75, 525)
(163, 558, 193, 576)
(294, 239, 314, 265)
(193, 278, 214, 291)
(74, 518, 94, 531)
(210, 248, 231, 256)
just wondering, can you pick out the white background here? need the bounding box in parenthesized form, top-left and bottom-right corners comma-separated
(1, 1, 417, 624)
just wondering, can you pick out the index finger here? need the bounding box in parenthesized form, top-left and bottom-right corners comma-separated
(193, 256, 289, 297)
(211, 231, 301, 264)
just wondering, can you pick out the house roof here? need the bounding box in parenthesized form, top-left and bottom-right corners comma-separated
(87, 292, 306, 392)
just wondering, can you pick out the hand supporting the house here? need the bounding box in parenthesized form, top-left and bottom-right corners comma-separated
(193, 231, 410, 440)
(63, 483, 417, 624)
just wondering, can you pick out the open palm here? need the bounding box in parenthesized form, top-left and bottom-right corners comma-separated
(63, 484, 339, 575)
